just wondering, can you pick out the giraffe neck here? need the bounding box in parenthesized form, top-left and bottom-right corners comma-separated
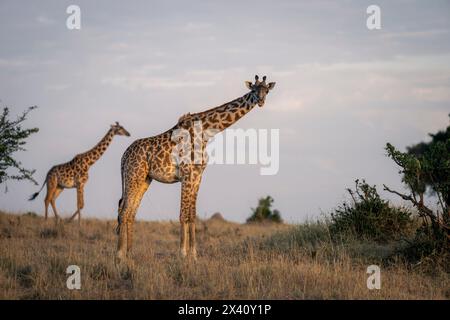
(83, 129, 115, 166)
(187, 91, 258, 133)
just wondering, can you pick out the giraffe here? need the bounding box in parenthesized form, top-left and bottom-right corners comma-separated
(29, 122, 130, 224)
(115, 75, 276, 262)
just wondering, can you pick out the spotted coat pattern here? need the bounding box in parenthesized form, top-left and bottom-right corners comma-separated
(29, 123, 130, 224)
(116, 76, 276, 261)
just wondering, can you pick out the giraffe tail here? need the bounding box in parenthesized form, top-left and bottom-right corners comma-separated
(115, 198, 123, 235)
(28, 180, 46, 201)
(29, 169, 52, 201)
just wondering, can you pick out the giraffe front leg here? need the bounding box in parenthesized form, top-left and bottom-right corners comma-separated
(77, 186, 84, 225)
(68, 184, 84, 224)
(188, 169, 203, 260)
(180, 222, 189, 258)
(188, 184, 202, 260)
(189, 221, 197, 260)
(179, 181, 191, 258)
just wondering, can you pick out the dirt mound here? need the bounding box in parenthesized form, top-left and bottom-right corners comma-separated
(209, 212, 226, 222)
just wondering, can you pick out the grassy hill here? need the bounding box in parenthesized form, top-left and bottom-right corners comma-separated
(0, 211, 448, 299)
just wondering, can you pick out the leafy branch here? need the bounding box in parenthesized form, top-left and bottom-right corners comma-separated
(0, 105, 39, 187)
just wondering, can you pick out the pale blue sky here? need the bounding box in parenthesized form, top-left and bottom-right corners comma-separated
(1, 0, 449, 222)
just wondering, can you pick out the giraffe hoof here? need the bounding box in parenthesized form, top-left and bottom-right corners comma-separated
(115, 251, 134, 266)
(115, 251, 126, 263)
(180, 249, 188, 259)
(115, 253, 135, 276)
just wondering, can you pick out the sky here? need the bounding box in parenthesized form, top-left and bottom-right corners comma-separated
(0, 0, 449, 223)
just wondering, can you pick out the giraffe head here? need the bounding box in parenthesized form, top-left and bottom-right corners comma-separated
(110, 121, 131, 137)
(245, 75, 276, 107)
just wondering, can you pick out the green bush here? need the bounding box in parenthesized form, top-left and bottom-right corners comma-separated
(397, 225, 449, 273)
(329, 179, 413, 242)
(247, 196, 282, 223)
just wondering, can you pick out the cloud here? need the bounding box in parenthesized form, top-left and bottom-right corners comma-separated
(268, 95, 305, 112)
(0, 58, 30, 68)
(412, 86, 450, 102)
(100, 67, 247, 91)
(45, 84, 71, 91)
(262, 54, 450, 115)
(0, 57, 60, 68)
(311, 157, 338, 174)
(36, 15, 55, 25)
(381, 29, 450, 40)
(179, 22, 212, 33)
(101, 76, 215, 90)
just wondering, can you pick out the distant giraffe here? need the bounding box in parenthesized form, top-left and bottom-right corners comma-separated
(29, 122, 130, 224)
(116, 75, 276, 263)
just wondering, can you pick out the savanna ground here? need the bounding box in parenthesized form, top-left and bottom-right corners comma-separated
(0, 211, 448, 300)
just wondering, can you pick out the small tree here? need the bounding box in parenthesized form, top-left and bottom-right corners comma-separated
(405, 114, 450, 215)
(383, 142, 449, 249)
(247, 195, 282, 223)
(0, 105, 39, 188)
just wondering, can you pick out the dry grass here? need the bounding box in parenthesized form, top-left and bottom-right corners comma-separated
(0, 211, 448, 300)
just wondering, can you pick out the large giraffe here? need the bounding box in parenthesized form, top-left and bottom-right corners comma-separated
(116, 75, 275, 262)
(29, 122, 130, 224)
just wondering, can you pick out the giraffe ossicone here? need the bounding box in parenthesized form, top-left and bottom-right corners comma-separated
(115, 75, 276, 262)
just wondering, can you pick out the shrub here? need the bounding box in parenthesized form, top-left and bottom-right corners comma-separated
(247, 196, 282, 223)
(23, 211, 38, 218)
(329, 179, 412, 242)
(397, 226, 450, 273)
(40, 228, 59, 239)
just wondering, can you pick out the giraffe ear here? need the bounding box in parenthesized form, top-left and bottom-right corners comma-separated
(245, 81, 253, 89)
(268, 82, 276, 90)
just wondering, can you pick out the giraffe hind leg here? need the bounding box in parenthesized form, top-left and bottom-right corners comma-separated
(51, 187, 63, 222)
(45, 177, 61, 221)
(44, 177, 57, 220)
(126, 180, 151, 254)
(116, 196, 135, 262)
(44, 197, 50, 220)
(116, 178, 150, 263)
